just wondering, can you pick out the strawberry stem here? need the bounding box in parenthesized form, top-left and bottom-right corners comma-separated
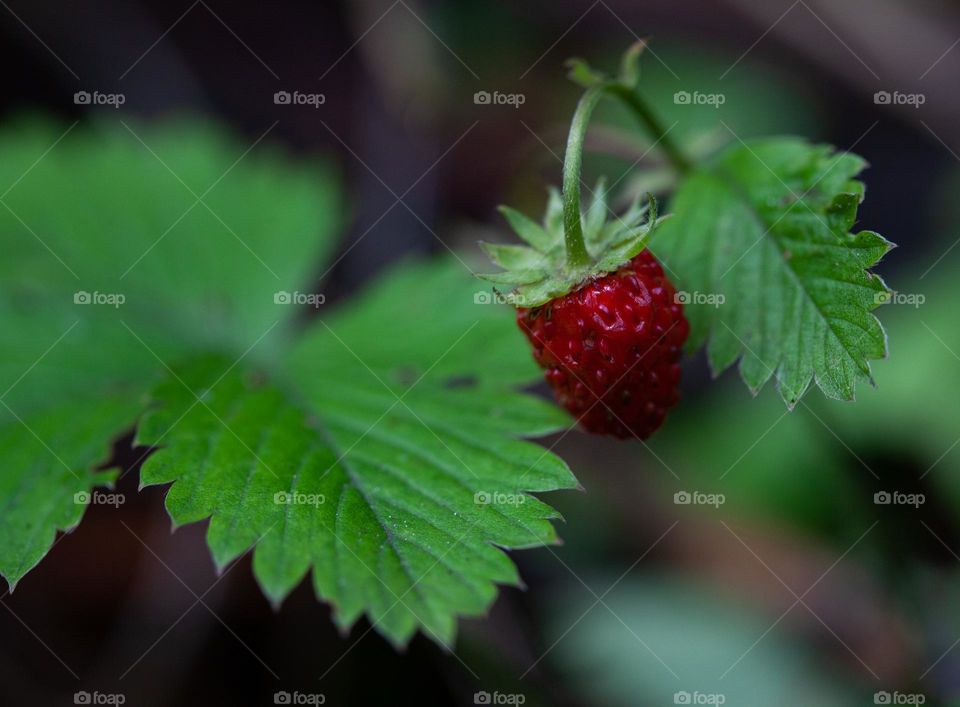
(609, 84, 693, 174)
(560, 44, 691, 271)
(561, 87, 605, 269)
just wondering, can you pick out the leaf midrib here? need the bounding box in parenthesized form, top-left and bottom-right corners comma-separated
(311, 417, 441, 631)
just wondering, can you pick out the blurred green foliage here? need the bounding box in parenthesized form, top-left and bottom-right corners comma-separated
(548, 577, 860, 706)
(0, 118, 341, 587)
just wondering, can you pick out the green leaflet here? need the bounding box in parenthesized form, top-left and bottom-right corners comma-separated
(0, 396, 139, 590)
(649, 137, 893, 406)
(136, 259, 578, 648)
(0, 119, 576, 649)
(0, 119, 341, 589)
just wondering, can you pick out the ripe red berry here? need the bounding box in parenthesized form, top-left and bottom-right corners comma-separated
(516, 250, 689, 439)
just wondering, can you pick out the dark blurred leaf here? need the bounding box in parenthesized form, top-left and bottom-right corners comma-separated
(0, 119, 341, 589)
(548, 577, 862, 707)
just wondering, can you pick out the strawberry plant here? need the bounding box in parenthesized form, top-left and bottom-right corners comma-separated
(482, 43, 893, 427)
(0, 42, 893, 650)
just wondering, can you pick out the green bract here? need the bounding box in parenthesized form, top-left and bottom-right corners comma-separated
(479, 184, 663, 307)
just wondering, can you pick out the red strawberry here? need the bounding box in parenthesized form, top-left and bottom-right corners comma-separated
(480, 185, 686, 440)
(480, 43, 693, 440)
(516, 250, 688, 439)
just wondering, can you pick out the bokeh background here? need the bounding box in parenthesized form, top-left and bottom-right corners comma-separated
(2, 0, 959, 705)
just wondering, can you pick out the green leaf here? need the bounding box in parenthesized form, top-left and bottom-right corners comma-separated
(0, 118, 341, 589)
(0, 118, 341, 362)
(649, 138, 893, 407)
(0, 119, 571, 649)
(0, 396, 139, 589)
(137, 260, 578, 648)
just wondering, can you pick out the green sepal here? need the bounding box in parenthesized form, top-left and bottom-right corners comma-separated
(478, 187, 662, 308)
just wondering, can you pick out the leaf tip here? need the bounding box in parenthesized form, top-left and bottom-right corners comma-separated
(333, 618, 354, 642)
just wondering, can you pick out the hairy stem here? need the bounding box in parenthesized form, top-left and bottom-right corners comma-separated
(562, 87, 605, 269)
(561, 81, 691, 270)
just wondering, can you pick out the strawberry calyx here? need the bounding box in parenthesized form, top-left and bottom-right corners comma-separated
(478, 41, 688, 308)
(479, 187, 662, 308)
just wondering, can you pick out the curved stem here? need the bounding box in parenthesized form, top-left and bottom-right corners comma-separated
(562, 87, 605, 269)
(561, 82, 691, 270)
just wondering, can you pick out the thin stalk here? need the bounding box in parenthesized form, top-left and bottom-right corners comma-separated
(560, 82, 691, 270)
(609, 84, 693, 174)
(561, 87, 605, 269)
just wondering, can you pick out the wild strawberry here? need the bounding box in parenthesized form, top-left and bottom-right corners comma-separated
(516, 250, 687, 438)
(479, 43, 691, 439)
(480, 184, 688, 440)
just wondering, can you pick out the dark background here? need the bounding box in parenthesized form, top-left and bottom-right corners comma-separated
(2, 1, 959, 705)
